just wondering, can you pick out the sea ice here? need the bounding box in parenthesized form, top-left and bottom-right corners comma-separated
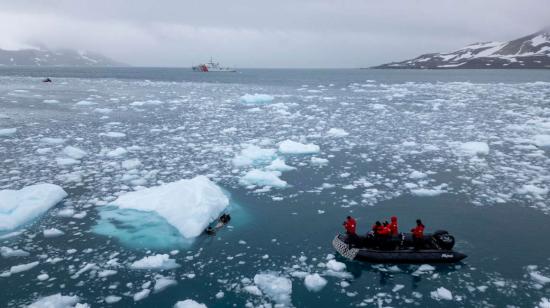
(254, 273, 292, 306)
(104, 295, 122, 304)
(278, 140, 320, 154)
(61, 146, 87, 160)
(110, 176, 228, 238)
(1, 246, 30, 258)
(430, 287, 453, 301)
(265, 158, 296, 172)
(326, 128, 349, 137)
(43, 228, 65, 238)
(304, 273, 327, 292)
(456, 141, 490, 156)
(154, 276, 177, 292)
(326, 260, 346, 272)
(174, 299, 208, 308)
(0, 184, 67, 231)
(239, 169, 288, 188)
(28, 294, 84, 308)
(130, 254, 180, 270)
(240, 93, 274, 104)
(232, 144, 276, 167)
(0, 128, 16, 136)
(533, 135, 550, 147)
(133, 289, 150, 301)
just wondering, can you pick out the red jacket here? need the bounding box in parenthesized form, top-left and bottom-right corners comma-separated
(411, 224, 425, 238)
(344, 218, 356, 234)
(378, 226, 391, 236)
(389, 217, 398, 236)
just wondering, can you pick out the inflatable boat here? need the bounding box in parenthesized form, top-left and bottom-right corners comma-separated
(332, 230, 467, 263)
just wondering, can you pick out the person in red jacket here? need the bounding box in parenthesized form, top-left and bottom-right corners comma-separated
(389, 216, 398, 236)
(343, 216, 357, 235)
(411, 219, 425, 249)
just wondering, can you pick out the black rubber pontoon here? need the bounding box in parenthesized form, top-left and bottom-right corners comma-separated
(332, 231, 467, 263)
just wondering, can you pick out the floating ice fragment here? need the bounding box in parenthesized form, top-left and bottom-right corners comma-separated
(239, 169, 287, 188)
(304, 273, 327, 292)
(265, 158, 296, 172)
(0, 128, 16, 136)
(232, 145, 276, 167)
(133, 289, 150, 301)
(62, 146, 87, 160)
(456, 142, 489, 156)
(326, 260, 346, 272)
(1, 246, 30, 258)
(240, 93, 274, 104)
(430, 287, 453, 301)
(174, 299, 208, 308)
(105, 295, 121, 304)
(326, 128, 349, 138)
(130, 254, 180, 270)
(278, 140, 320, 154)
(110, 176, 228, 238)
(28, 294, 84, 308)
(43, 228, 65, 238)
(253, 273, 292, 306)
(0, 184, 67, 231)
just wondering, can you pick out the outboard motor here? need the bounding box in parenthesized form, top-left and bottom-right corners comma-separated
(432, 230, 455, 250)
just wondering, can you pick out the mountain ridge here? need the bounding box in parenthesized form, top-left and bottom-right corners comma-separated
(0, 47, 125, 67)
(373, 29, 550, 69)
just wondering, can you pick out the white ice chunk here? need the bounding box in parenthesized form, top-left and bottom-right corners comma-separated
(100, 132, 126, 138)
(1, 246, 30, 258)
(254, 273, 292, 306)
(10, 261, 39, 274)
(154, 276, 177, 292)
(430, 287, 453, 301)
(239, 169, 287, 188)
(110, 176, 228, 238)
(43, 228, 65, 238)
(62, 146, 87, 160)
(105, 295, 122, 304)
(326, 260, 346, 272)
(311, 157, 329, 165)
(121, 159, 141, 170)
(28, 294, 83, 308)
(133, 289, 150, 301)
(0, 128, 16, 136)
(232, 145, 276, 167)
(326, 128, 349, 138)
(0, 184, 67, 231)
(106, 147, 128, 158)
(240, 93, 274, 104)
(278, 140, 320, 154)
(265, 158, 296, 172)
(304, 273, 327, 292)
(130, 254, 180, 270)
(533, 135, 550, 147)
(174, 299, 208, 308)
(457, 141, 489, 156)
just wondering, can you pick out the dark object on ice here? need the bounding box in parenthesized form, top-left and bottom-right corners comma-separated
(204, 213, 231, 236)
(332, 230, 466, 263)
(42, 77, 52, 83)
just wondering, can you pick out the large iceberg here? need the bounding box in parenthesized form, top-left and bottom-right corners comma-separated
(108, 176, 229, 239)
(0, 184, 68, 231)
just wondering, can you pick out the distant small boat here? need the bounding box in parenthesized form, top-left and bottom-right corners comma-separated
(192, 58, 236, 72)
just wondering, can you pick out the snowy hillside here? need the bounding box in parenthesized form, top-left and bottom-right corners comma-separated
(374, 29, 550, 69)
(0, 48, 124, 66)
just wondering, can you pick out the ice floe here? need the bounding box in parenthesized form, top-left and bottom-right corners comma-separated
(0, 184, 67, 231)
(278, 140, 320, 154)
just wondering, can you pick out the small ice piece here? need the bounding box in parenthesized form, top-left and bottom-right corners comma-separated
(413, 264, 435, 275)
(530, 271, 550, 284)
(240, 93, 274, 104)
(278, 140, 320, 154)
(106, 147, 128, 158)
(239, 169, 287, 188)
(110, 176, 228, 238)
(105, 295, 122, 304)
(133, 289, 150, 301)
(100, 132, 126, 138)
(215, 291, 224, 299)
(326, 128, 349, 138)
(28, 294, 82, 308)
(304, 273, 327, 292)
(0, 128, 17, 136)
(232, 144, 277, 167)
(430, 287, 453, 301)
(94, 108, 113, 114)
(517, 185, 548, 197)
(40, 137, 65, 145)
(56, 157, 80, 166)
(457, 141, 489, 156)
(265, 158, 296, 172)
(411, 188, 445, 197)
(539, 298, 550, 308)
(244, 285, 262, 296)
(122, 159, 142, 170)
(98, 270, 117, 278)
(43, 228, 65, 238)
(1, 246, 30, 258)
(409, 170, 427, 179)
(311, 157, 329, 165)
(326, 260, 346, 272)
(392, 284, 405, 292)
(37, 273, 49, 281)
(43, 99, 60, 104)
(253, 273, 292, 306)
(154, 276, 177, 292)
(130, 254, 180, 270)
(533, 135, 550, 147)
(0, 184, 67, 231)
(62, 146, 87, 159)
(58, 208, 76, 217)
(10, 261, 39, 274)
(76, 100, 97, 106)
(173, 299, 208, 308)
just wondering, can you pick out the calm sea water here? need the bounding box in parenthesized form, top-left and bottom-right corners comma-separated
(1, 67, 550, 307)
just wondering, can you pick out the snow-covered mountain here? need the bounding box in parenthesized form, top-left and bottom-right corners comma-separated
(0, 48, 124, 66)
(374, 29, 550, 69)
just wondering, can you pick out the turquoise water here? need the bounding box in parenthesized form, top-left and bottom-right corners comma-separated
(1, 68, 550, 307)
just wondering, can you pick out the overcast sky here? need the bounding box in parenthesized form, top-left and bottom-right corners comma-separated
(0, 0, 548, 68)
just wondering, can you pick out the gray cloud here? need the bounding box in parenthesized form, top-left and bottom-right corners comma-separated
(0, 0, 548, 67)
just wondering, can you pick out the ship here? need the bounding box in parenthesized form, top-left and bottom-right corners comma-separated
(192, 58, 236, 72)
